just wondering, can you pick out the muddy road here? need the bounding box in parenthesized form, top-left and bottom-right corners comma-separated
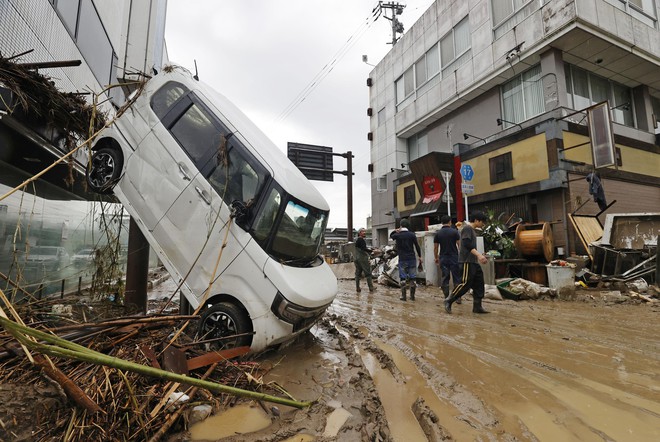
(202, 276, 660, 442)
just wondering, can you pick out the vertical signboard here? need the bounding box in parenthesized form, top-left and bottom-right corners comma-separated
(588, 102, 616, 169)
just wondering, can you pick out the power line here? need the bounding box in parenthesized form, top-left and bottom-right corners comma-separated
(275, 5, 381, 123)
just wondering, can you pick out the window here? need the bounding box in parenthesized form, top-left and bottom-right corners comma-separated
(404, 185, 416, 206)
(377, 107, 386, 126)
(440, 17, 470, 68)
(166, 94, 267, 207)
(414, 44, 440, 89)
(501, 64, 544, 125)
(396, 67, 415, 104)
(489, 152, 513, 184)
(651, 95, 660, 134)
(492, 0, 527, 26)
(605, 0, 657, 22)
(407, 131, 428, 163)
(151, 82, 189, 119)
(377, 176, 387, 192)
(253, 187, 281, 243)
(565, 64, 634, 127)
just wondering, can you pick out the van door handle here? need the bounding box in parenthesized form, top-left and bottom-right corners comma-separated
(195, 186, 211, 205)
(178, 163, 191, 181)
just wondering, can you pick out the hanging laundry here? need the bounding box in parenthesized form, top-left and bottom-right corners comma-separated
(586, 172, 608, 211)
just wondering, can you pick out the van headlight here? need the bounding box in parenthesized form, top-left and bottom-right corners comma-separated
(271, 292, 330, 330)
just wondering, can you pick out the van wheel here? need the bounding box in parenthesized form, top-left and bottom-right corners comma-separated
(197, 302, 252, 350)
(87, 147, 122, 194)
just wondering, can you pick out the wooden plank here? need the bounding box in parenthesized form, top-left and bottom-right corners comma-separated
(569, 214, 604, 260)
(187, 346, 250, 371)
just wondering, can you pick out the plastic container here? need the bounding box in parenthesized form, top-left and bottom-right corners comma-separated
(546, 265, 576, 299)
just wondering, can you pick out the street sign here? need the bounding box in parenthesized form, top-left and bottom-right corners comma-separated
(460, 164, 474, 181)
(461, 183, 474, 194)
(441, 171, 452, 185)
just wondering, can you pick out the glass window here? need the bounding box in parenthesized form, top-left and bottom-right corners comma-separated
(440, 17, 470, 68)
(167, 97, 267, 208)
(492, 0, 534, 26)
(151, 82, 189, 120)
(403, 67, 414, 97)
(612, 83, 633, 126)
(501, 64, 544, 125)
(377, 107, 386, 126)
(454, 18, 471, 56)
(426, 45, 440, 78)
(565, 64, 635, 126)
(271, 199, 328, 262)
(377, 176, 387, 192)
(205, 135, 262, 207)
(395, 77, 405, 104)
(440, 32, 454, 67)
(415, 58, 427, 87)
(170, 103, 218, 170)
(407, 131, 428, 162)
(651, 95, 660, 134)
(253, 187, 281, 243)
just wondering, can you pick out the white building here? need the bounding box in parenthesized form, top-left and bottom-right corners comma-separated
(368, 0, 660, 257)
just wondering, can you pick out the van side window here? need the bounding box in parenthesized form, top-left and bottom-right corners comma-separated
(205, 134, 264, 207)
(253, 187, 281, 242)
(150, 81, 188, 119)
(170, 102, 218, 169)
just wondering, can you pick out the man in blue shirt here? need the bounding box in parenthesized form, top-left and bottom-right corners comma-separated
(390, 218, 422, 301)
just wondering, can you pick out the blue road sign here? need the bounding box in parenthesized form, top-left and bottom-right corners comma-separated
(460, 164, 474, 181)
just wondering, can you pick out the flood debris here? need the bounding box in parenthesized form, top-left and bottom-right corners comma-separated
(0, 292, 310, 441)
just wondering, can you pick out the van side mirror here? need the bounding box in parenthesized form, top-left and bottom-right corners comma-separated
(230, 200, 250, 228)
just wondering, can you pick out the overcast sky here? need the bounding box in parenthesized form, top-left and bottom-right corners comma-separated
(164, 0, 433, 230)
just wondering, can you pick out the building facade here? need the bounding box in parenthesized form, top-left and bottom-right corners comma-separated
(0, 0, 167, 295)
(368, 0, 660, 257)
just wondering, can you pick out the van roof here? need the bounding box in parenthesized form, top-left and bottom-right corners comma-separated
(149, 67, 330, 212)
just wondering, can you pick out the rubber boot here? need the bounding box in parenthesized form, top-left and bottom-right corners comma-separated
(410, 283, 416, 301)
(444, 294, 460, 314)
(400, 282, 407, 301)
(472, 298, 490, 314)
(356, 281, 361, 293)
(441, 286, 449, 298)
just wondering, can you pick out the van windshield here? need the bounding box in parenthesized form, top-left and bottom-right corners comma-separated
(253, 188, 328, 265)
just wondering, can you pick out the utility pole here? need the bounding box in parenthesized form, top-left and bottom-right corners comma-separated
(374, 1, 406, 45)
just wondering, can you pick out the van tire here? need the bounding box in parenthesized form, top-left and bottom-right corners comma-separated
(197, 302, 252, 350)
(87, 146, 123, 194)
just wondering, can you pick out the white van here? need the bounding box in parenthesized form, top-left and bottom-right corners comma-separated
(86, 66, 337, 352)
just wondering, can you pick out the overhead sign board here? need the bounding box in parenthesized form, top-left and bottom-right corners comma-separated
(287, 142, 334, 182)
(460, 164, 474, 181)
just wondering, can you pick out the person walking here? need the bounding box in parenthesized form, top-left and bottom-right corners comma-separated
(434, 215, 462, 301)
(444, 211, 490, 314)
(354, 228, 375, 293)
(390, 218, 422, 301)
